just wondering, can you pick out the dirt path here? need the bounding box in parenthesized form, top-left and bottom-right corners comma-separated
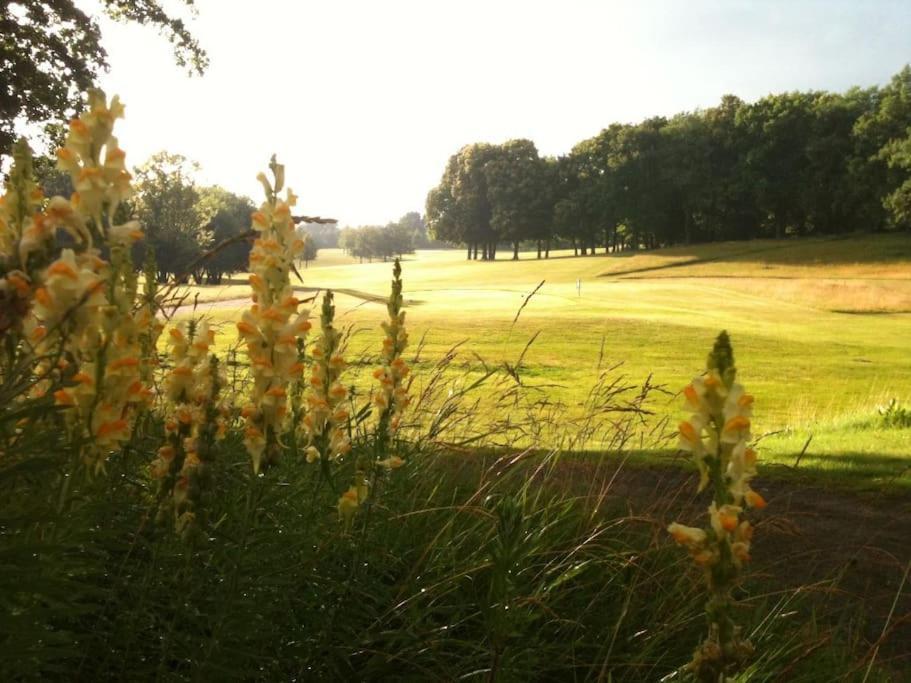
(552, 460, 911, 669)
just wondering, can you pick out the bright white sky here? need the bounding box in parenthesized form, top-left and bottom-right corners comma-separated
(87, 0, 911, 226)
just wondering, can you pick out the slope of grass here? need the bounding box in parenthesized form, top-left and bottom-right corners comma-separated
(171, 233, 911, 488)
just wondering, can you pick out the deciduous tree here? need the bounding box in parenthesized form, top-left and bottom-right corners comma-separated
(1, 0, 206, 157)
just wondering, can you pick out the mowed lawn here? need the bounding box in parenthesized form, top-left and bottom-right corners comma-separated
(173, 233, 911, 489)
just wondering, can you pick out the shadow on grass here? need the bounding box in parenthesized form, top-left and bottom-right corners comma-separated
(597, 233, 911, 279)
(598, 242, 807, 279)
(459, 444, 911, 497)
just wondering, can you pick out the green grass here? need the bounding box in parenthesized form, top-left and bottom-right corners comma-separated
(172, 233, 911, 489)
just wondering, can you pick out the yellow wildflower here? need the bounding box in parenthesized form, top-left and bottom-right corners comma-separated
(667, 332, 764, 680)
(238, 156, 311, 473)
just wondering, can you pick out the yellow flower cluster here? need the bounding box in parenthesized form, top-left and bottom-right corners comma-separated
(236, 156, 311, 473)
(0, 141, 52, 340)
(303, 290, 351, 467)
(667, 332, 764, 680)
(338, 261, 410, 525)
(151, 320, 228, 536)
(372, 258, 411, 447)
(33, 90, 150, 471)
(54, 91, 133, 232)
(0, 139, 140, 465)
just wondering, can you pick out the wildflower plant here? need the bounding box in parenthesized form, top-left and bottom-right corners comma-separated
(151, 320, 228, 537)
(667, 331, 766, 681)
(28, 89, 150, 472)
(339, 260, 411, 523)
(0, 141, 54, 352)
(236, 155, 311, 473)
(372, 258, 411, 458)
(303, 290, 351, 471)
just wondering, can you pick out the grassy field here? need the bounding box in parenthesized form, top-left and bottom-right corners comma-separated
(172, 232, 911, 490)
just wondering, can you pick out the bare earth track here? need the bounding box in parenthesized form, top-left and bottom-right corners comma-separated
(552, 460, 911, 673)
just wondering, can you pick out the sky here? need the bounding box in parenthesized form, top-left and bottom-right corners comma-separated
(86, 0, 911, 226)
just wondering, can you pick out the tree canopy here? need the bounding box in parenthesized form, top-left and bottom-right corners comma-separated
(131, 152, 253, 284)
(339, 213, 421, 263)
(195, 185, 255, 284)
(427, 66, 911, 260)
(1, 0, 207, 156)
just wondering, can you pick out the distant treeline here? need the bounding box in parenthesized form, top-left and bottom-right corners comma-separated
(338, 212, 441, 262)
(426, 66, 911, 260)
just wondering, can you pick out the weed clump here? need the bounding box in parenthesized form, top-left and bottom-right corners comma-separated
(878, 398, 911, 429)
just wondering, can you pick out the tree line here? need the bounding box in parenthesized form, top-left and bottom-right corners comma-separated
(338, 212, 440, 262)
(34, 149, 443, 281)
(426, 66, 911, 260)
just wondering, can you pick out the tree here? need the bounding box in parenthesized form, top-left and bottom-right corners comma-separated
(854, 66, 911, 230)
(1, 0, 207, 158)
(384, 222, 415, 258)
(702, 95, 760, 241)
(738, 92, 816, 238)
(338, 223, 414, 263)
(195, 186, 254, 284)
(296, 228, 320, 267)
(396, 211, 430, 247)
(426, 143, 498, 260)
(302, 222, 340, 248)
(131, 152, 210, 283)
(661, 112, 712, 244)
(881, 128, 911, 229)
(801, 90, 876, 234)
(561, 127, 623, 254)
(339, 226, 375, 262)
(426, 181, 463, 253)
(484, 139, 552, 260)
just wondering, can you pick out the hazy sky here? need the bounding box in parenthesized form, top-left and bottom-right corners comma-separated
(89, 0, 911, 226)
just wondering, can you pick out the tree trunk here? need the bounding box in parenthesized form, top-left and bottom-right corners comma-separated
(545, 240, 550, 259)
(605, 228, 610, 253)
(536, 240, 542, 259)
(467, 244, 472, 259)
(572, 238, 577, 256)
(513, 241, 519, 260)
(482, 243, 489, 261)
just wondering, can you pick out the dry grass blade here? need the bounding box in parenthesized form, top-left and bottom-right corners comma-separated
(511, 279, 545, 326)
